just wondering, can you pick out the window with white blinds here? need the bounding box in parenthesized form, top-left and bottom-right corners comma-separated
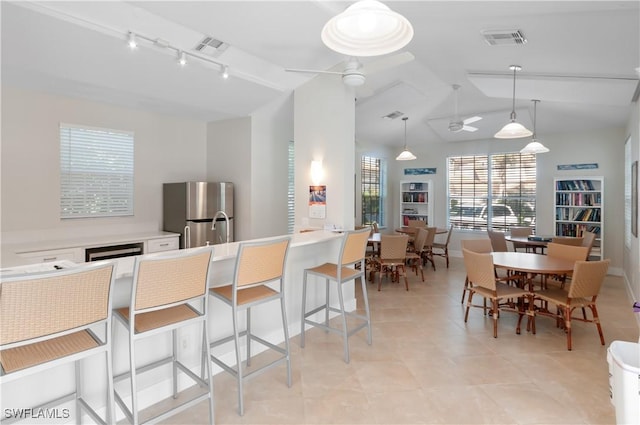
(447, 152, 536, 232)
(361, 156, 385, 226)
(287, 140, 295, 233)
(60, 123, 134, 218)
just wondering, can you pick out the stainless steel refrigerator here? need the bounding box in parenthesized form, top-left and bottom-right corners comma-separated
(163, 182, 234, 248)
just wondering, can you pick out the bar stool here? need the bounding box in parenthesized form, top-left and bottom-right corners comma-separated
(0, 261, 117, 424)
(300, 227, 372, 363)
(112, 247, 215, 425)
(208, 237, 291, 416)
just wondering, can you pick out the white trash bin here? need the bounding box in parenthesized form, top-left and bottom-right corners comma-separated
(607, 340, 640, 425)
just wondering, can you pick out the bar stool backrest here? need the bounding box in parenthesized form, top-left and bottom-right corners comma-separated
(340, 228, 371, 266)
(1, 261, 115, 347)
(132, 248, 212, 311)
(235, 238, 290, 288)
(462, 248, 497, 291)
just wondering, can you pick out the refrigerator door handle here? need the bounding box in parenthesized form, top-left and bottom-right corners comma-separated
(184, 225, 191, 249)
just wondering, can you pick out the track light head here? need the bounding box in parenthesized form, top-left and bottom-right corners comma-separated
(127, 32, 137, 49)
(178, 51, 187, 66)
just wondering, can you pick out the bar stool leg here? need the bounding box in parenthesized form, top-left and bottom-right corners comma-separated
(246, 309, 252, 367)
(106, 346, 115, 425)
(280, 293, 292, 387)
(172, 329, 178, 398)
(336, 284, 350, 363)
(324, 279, 330, 329)
(232, 307, 244, 416)
(359, 275, 373, 345)
(301, 270, 308, 348)
(75, 360, 81, 425)
(130, 339, 139, 425)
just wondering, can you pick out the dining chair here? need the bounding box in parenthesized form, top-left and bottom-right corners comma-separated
(432, 224, 453, 268)
(551, 236, 584, 246)
(209, 237, 291, 415)
(0, 261, 117, 425)
(301, 228, 372, 364)
(531, 259, 610, 350)
(545, 242, 590, 289)
(407, 219, 426, 228)
(459, 239, 493, 304)
(366, 221, 379, 256)
(372, 234, 410, 291)
(422, 227, 437, 271)
(405, 227, 428, 282)
(487, 229, 509, 252)
(581, 231, 597, 257)
(113, 247, 215, 424)
(462, 248, 532, 337)
(509, 226, 533, 252)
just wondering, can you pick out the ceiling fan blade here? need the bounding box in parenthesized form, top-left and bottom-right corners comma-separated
(462, 125, 478, 132)
(463, 116, 482, 125)
(284, 68, 344, 76)
(361, 51, 415, 75)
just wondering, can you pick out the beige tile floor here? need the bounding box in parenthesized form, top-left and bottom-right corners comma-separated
(156, 256, 638, 424)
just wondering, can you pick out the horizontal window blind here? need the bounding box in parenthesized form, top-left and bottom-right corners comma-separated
(448, 153, 536, 232)
(361, 156, 384, 226)
(60, 123, 134, 218)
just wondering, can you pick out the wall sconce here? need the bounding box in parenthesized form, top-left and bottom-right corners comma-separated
(311, 160, 324, 185)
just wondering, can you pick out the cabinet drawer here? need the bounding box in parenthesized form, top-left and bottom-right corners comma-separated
(147, 237, 179, 253)
(17, 248, 83, 264)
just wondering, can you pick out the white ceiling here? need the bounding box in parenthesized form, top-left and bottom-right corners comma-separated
(2, 1, 639, 150)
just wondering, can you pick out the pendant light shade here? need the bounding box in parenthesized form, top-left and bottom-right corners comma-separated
(396, 117, 416, 161)
(494, 65, 533, 139)
(321, 0, 414, 57)
(520, 99, 550, 154)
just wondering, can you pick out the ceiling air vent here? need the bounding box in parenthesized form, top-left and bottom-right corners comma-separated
(194, 36, 229, 57)
(382, 111, 404, 120)
(481, 29, 527, 46)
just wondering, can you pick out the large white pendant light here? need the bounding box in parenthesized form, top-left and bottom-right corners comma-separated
(520, 99, 550, 154)
(494, 65, 533, 139)
(396, 117, 417, 161)
(321, 0, 414, 57)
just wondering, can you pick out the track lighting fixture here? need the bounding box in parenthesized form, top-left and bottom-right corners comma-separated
(126, 30, 229, 79)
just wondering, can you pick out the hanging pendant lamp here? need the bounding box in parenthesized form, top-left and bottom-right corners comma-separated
(520, 99, 550, 154)
(396, 117, 416, 161)
(494, 65, 533, 139)
(321, 0, 414, 57)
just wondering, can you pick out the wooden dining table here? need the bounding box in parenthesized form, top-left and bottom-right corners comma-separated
(505, 235, 551, 253)
(395, 227, 448, 235)
(491, 251, 575, 290)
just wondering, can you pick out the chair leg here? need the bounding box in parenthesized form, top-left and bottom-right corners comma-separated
(301, 271, 308, 347)
(492, 299, 499, 338)
(590, 304, 605, 346)
(401, 265, 409, 290)
(461, 276, 469, 304)
(336, 281, 350, 364)
(564, 307, 573, 351)
(464, 291, 474, 323)
(445, 248, 449, 268)
(325, 278, 330, 329)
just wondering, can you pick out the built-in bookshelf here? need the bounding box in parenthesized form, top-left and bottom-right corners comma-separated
(554, 177, 603, 259)
(400, 180, 433, 227)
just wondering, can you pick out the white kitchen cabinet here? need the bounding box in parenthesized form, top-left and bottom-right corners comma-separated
(146, 236, 180, 253)
(17, 247, 83, 264)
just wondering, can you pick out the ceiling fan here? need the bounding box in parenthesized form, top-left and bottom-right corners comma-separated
(285, 51, 415, 88)
(448, 84, 482, 132)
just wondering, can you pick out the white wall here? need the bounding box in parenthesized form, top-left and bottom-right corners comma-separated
(293, 75, 355, 230)
(1, 86, 207, 244)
